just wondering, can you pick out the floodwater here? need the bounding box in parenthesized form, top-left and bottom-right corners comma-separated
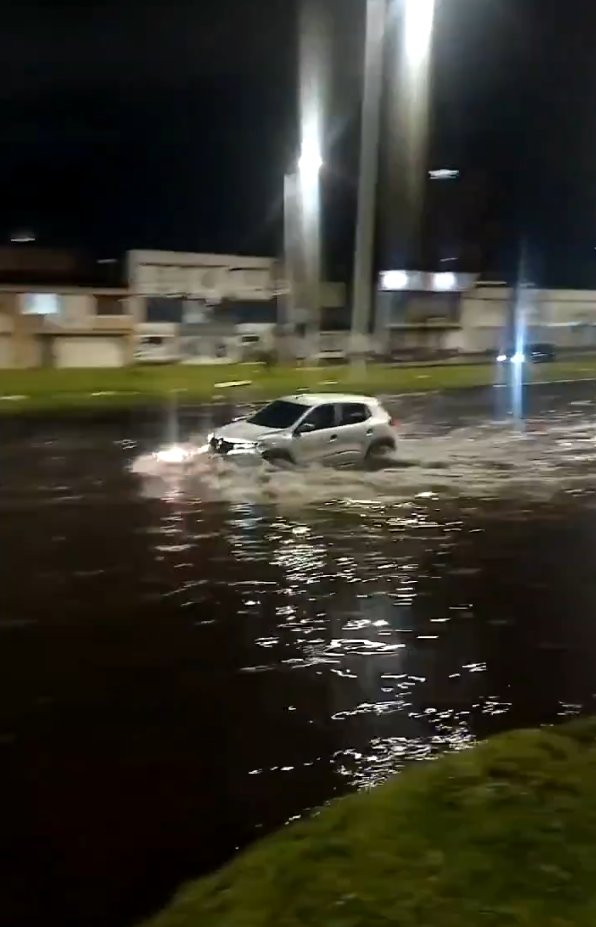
(3, 381, 596, 927)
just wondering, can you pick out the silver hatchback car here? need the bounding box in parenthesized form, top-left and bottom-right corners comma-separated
(208, 393, 397, 466)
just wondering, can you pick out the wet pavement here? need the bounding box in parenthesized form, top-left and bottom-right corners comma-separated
(2, 380, 596, 927)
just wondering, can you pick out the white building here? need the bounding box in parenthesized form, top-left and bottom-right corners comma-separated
(129, 249, 348, 363)
(0, 287, 133, 368)
(376, 272, 596, 357)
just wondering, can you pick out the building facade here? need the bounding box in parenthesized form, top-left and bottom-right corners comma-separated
(0, 287, 133, 368)
(3, 245, 596, 368)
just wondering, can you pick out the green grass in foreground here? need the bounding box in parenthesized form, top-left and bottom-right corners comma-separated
(142, 718, 596, 927)
(1, 359, 596, 412)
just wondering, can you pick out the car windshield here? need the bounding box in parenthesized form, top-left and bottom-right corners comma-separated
(248, 400, 305, 430)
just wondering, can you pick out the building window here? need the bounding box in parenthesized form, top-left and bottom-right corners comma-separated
(146, 298, 184, 324)
(96, 295, 125, 316)
(23, 293, 60, 315)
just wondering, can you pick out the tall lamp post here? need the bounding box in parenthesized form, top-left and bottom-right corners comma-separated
(351, 0, 436, 366)
(296, 0, 328, 364)
(281, 140, 323, 365)
(350, 0, 388, 371)
(384, 0, 436, 267)
(298, 134, 323, 360)
(282, 171, 300, 363)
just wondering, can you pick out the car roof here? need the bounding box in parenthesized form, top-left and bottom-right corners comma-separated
(280, 392, 379, 407)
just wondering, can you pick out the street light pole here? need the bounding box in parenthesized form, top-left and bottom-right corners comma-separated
(350, 0, 387, 372)
(383, 0, 436, 268)
(297, 0, 328, 364)
(298, 137, 323, 361)
(282, 171, 300, 363)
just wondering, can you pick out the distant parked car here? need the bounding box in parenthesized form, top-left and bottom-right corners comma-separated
(496, 343, 556, 365)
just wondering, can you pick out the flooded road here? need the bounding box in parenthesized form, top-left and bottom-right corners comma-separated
(3, 381, 596, 927)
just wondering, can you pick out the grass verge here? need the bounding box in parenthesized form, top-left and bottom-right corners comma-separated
(142, 717, 596, 927)
(1, 360, 596, 413)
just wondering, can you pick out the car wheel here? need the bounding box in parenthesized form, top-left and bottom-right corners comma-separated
(261, 450, 295, 467)
(365, 438, 396, 467)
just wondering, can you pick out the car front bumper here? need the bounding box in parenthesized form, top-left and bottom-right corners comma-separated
(209, 437, 261, 457)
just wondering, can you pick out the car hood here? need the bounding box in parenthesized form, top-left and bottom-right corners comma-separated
(214, 421, 284, 443)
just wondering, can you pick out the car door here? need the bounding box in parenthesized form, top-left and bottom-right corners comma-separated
(336, 403, 372, 460)
(293, 403, 339, 464)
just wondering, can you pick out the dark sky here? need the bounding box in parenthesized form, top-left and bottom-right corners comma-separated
(2, 0, 596, 285)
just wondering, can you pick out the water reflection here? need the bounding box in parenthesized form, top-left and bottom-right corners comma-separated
(3, 387, 596, 926)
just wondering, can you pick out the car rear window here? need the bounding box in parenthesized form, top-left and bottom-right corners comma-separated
(301, 404, 336, 431)
(339, 403, 370, 426)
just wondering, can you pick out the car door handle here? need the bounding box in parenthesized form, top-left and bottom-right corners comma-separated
(329, 434, 338, 442)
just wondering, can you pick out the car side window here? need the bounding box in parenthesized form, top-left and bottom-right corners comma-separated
(339, 403, 370, 426)
(301, 404, 336, 432)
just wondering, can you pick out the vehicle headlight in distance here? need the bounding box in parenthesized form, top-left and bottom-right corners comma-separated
(511, 352, 525, 365)
(496, 354, 507, 363)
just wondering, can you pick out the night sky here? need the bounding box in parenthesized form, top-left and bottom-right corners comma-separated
(2, 0, 596, 285)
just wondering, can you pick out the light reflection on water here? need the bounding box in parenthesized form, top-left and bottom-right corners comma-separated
(2, 387, 596, 926)
(129, 407, 596, 797)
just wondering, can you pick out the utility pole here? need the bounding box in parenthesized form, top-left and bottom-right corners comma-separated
(282, 172, 300, 362)
(298, 0, 328, 364)
(350, 0, 387, 372)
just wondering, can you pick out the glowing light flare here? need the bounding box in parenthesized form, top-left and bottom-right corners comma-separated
(380, 270, 409, 291)
(403, 0, 436, 69)
(298, 134, 323, 185)
(434, 272, 456, 292)
(429, 169, 459, 181)
(155, 445, 191, 465)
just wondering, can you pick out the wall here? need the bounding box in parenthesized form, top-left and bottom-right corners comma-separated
(458, 286, 510, 352)
(459, 286, 596, 352)
(53, 336, 126, 368)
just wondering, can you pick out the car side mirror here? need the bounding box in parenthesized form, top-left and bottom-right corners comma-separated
(296, 421, 316, 436)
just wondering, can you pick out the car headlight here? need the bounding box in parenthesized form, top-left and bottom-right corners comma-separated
(155, 445, 190, 464)
(228, 441, 258, 454)
(497, 354, 507, 363)
(511, 352, 525, 365)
